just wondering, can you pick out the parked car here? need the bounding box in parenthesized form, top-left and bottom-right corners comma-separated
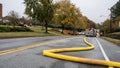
(68, 31, 79, 35)
(79, 31, 85, 35)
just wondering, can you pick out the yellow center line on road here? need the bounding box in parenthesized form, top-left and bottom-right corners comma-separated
(0, 36, 78, 56)
(43, 37, 120, 67)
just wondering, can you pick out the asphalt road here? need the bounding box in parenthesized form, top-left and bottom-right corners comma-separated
(0, 36, 120, 68)
(0, 36, 69, 51)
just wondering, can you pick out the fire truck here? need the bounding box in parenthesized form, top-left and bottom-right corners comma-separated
(85, 28, 97, 37)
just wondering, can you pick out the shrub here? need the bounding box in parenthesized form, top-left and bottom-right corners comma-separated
(0, 26, 10, 32)
(0, 26, 33, 32)
(10, 27, 33, 32)
(114, 27, 120, 32)
(105, 34, 120, 40)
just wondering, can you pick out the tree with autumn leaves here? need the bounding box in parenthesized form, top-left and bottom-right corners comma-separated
(110, 0, 120, 32)
(24, 0, 54, 33)
(97, 0, 120, 34)
(53, 0, 88, 34)
(24, 0, 92, 34)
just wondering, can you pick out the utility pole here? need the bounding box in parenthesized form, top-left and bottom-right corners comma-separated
(110, 11, 112, 33)
(110, 4, 116, 33)
(109, 7, 115, 33)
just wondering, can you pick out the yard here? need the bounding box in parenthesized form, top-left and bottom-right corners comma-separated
(0, 26, 61, 38)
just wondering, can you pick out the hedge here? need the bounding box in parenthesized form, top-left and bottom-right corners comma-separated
(105, 34, 120, 40)
(0, 26, 33, 32)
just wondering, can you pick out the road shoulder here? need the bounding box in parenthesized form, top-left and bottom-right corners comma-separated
(101, 37, 120, 46)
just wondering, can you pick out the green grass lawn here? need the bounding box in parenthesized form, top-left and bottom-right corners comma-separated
(112, 32, 120, 34)
(0, 26, 61, 38)
(102, 37, 120, 46)
(0, 32, 55, 38)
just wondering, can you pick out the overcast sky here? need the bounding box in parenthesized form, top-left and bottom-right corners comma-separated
(0, 0, 119, 23)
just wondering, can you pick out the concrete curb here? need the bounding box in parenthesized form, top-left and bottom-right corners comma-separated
(43, 37, 120, 67)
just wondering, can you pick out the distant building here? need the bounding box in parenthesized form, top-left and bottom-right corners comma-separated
(0, 3, 2, 19)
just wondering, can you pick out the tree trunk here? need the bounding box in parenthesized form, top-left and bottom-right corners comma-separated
(41, 22, 45, 30)
(61, 24, 64, 34)
(73, 27, 75, 35)
(13, 22, 16, 31)
(45, 20, 48, 33)
(73, 23, 76, 35)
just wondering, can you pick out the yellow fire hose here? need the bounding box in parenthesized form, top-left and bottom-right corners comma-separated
(43, 37, 120, 67)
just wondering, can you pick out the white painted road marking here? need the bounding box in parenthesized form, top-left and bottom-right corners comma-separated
(95, 38, 113, 68)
